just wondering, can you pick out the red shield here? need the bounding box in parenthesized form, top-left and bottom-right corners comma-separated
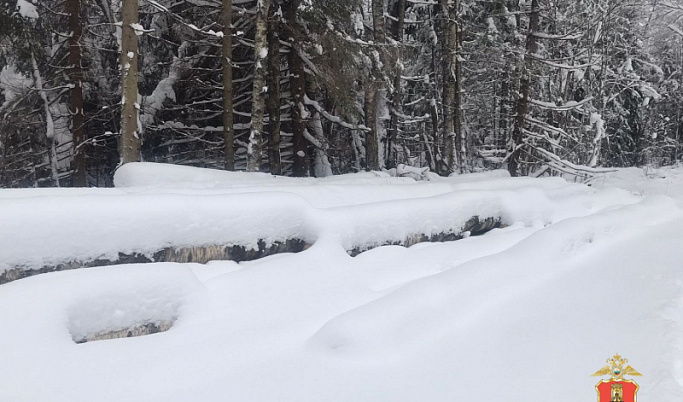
(596, 380, 639, 402)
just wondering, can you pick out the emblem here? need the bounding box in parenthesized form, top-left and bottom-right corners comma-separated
(592, 353, 642, 402)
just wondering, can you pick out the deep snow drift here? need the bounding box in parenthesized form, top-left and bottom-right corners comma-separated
(1, 163, 683, 401)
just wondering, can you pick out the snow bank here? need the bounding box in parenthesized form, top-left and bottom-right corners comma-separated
(66, 264, 201, 343)
(113, 162, 282, 188)
(310, 195, 680, 360)
(0, 192, 311, 272)
(114, 162, 421, 188)
(0, 164, 639, 275)
(592, 165, 683, 204)
(0, 262, 205, 346)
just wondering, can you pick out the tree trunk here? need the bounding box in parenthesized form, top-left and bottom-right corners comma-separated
(310, 111, 333, 177)
(248, 0, 271, 172)
(499, 64, 510, 150)
(31, 55, 60, 187)
(440, 0, 456, 173)
(387, 0, 406, 169)
(494, 0, 509, 152)
(120, 0, 140, 164)
(453, 0, 464, 173)
(222, 0, 234, 170)
(68, 0, 86, 186)
(287, 0, 308, 177)
(365, 83, 379, 171)
(508, 0, 539, 177)
(429, 7, 440, 172)
(366, 0, 385, 171)
(266, 4, 282, 175)
(372, 0, 386, 43)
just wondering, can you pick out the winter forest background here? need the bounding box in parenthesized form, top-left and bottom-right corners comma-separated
(1, 0, 683, 187)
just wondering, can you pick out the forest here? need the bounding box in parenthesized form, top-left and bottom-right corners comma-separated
(1, 0, 682, 187)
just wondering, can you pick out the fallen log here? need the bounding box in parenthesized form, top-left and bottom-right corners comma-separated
(0, 216, 501, 285)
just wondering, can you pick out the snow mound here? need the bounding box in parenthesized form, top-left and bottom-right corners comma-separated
(25, 265, 200, 343)
(114, 162, 419, 188)
(3, 165, 683, 401)
(0, 179, 634, 274)
(310, 195, 681, 361)
(592, 165, 683, 204)
(67, 277, 188, 343)
(114, 162, 280, 188)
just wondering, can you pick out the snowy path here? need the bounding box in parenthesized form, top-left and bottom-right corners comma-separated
(1, 165, 683, 401)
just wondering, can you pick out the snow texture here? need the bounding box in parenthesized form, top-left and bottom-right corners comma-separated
(1, 163, 683, 401)
(16, 0, 38, 19)
(1, 163, 636, 272)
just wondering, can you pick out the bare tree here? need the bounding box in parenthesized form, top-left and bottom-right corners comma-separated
(248, 0, 271, 172)
(286, 0, 308, 176)
(68, 0, 86, 185)
(120, 0, 140, 164)
(365, 0, 386, 171)
(222, 0, 234, 170)
(267, 3, 282, 175)
(508, 0, 539, 176)
(387, 0, 406, 169)
(440, 0, 456, 172)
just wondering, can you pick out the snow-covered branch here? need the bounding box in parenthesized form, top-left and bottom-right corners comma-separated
(304, 95, 370, 131)
(530, 96, 594, 111)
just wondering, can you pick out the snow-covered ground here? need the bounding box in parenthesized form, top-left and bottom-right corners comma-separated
(1, 163, 683, 401)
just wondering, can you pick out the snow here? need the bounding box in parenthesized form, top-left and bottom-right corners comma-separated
(16, 0, 38, 19)
(4, 163, 608, 271)
(669, 23, 683, 38)
(486, 16, 498, 34)
(0, 65, 33, 111)
(2, 163, 683, 401)
(65, 264, 203, 343)
(130, 22, 146, 36)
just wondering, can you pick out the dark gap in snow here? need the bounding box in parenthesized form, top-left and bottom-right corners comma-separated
(348, 215, 502, 257)
(73, 321, 175, 344)
(161, 239, 310, 264)
(0, 238, 310, 285)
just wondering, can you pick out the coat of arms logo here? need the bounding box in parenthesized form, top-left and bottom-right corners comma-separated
(591, 353, 642, 402)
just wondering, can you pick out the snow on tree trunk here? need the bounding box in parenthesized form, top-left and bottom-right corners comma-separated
(68, 0, 86, 186)
(440, 0, 456, 173)
(453, 0, 465, 174)
(140, 46, 188, 134)
(366, 0, 386, 172)
(287, 0, 308, 177)
(31, 55, 60, 187)
(247, 0, 271, 172)
(222, 0, 234, 171)
(351, 128, 365, 172)
(387, 0, 406, 169)
(589, 112, 606, 167)
(508, 0, 539, 177)
(266, 4, 282, 175)
(120, 0, 141, 164)
(310, 112, 333, 177)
